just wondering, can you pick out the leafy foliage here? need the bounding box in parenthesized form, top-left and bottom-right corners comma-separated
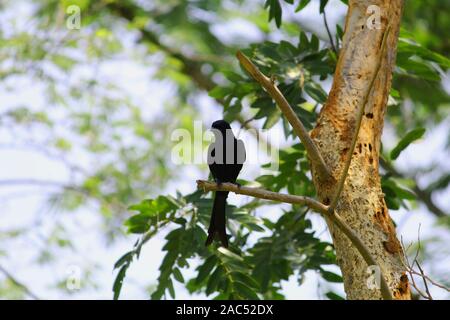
(115, 188, 338, 299)
(390, 128, 426, 160)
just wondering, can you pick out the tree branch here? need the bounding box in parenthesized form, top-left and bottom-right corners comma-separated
(236, 51, 332, 183)
(196, 180, 328, 214)
(328, 25, 391, 212)
(379, 157, 447, 217)
(0, 264, 40, 300)
(415, 260, 432, 299)
(323, 10, 337, 54)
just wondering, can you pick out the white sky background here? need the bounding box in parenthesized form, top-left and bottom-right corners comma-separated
(0, 0, 449, 299)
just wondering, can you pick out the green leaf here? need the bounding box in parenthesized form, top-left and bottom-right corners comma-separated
(151, 288, 164, 300)
(310, 34, 319, 51)
(230, 271, 260, 289)
(304, 82, 327, 104)
(382, 179, 416, 201)
(295, 0, 311, 12)
(263, 109, 281, 129)
(54, 138, 72, 151)
(206, 266, 224, 295)
(167, 278, 176, 299)
(268, 0, 282, 28)
(320, 270, 343, 283)
(196, 255, 218, 284)
(127, 200, 153, 215)
(233, 281, 260, 300)
(113, 251, 133, 269)
(398, 38, 450, 70)
(385, 195, 401, 210)
(390, 127, 426, 160)
(217, 247, 244, 262)
(326, 291, 345, 300)
(51, 54, 77, 71)
(124, 214, 151, 234)
(172, 267, 184, 283)
(209, 86, 230, 99)
(336, 24, 344, 40)
(426, 174, 450, 192)
(112, 265, 128, 300)
(298, 31, 309, 52)
(319, 0, 329, 13)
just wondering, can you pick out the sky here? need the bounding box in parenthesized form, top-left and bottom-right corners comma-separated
(0, 0, 448, 300)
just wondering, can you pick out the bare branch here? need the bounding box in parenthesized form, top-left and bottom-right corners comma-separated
(196, 180, 328, 214)
(236, 51, 332, 183)
(415, 260, 432, 299)
(400, 237, 432, 300)
(401, 230, 450, 300)
(408, 268, 450, 293)
(380, 156, 447, 217)
(328, 25, 391, 212)
(323, 10, 337, 54)
(0, 264, 40, 300)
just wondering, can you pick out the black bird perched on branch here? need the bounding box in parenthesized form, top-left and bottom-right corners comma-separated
(205, 120, 246, 248)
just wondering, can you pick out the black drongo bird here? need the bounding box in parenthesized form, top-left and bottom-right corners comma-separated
(205, 120, 246, 248)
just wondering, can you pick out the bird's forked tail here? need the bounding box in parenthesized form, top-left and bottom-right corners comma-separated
(205, 191, 229, 248)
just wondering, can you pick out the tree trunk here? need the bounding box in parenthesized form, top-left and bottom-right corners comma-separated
(311, 0, 411, 299)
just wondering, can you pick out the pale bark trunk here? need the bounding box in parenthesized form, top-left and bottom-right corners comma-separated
(311, 0, 411, 299)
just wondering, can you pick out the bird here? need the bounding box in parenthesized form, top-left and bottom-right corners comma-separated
(205, 120, 246, 248)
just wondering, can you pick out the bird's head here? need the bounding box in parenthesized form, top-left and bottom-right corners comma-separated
(211, 120, 231, 130)
(211, 120, 232, 139)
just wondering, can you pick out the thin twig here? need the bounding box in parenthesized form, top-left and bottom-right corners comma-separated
(404, 227, 432, 299)
(408, 269, 450, 292)
(323, 10, 337, 54)
(236, 51, 332, 183)
(379, 156, 447, 217)
(0, 264, 40, 300)
(328, 24, 391, 212)
(400, 229, 450, 299)
(400, 237, 431, 299)
(400, 237, 428, 299)
(415, 260, 432, 299)
(239, 116, 256, 131)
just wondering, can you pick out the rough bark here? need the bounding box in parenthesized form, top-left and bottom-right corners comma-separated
(310, 0, 411, 300)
